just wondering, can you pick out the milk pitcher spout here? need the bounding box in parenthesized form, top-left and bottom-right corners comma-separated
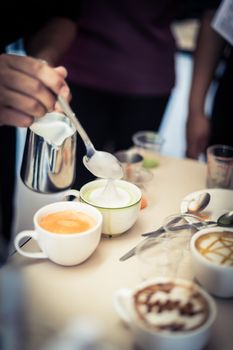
(20, 112, 77, 193)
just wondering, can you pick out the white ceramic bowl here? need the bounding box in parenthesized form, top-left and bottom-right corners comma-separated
(66, 179, 142, 237)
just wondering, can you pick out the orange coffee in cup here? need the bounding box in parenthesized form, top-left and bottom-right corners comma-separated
(38, 210, 96, 234)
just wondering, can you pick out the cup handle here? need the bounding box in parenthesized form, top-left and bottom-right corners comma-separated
(63, 189, 80, 201)
(14, 231, 48, 259)
(113, 288, 132, 323)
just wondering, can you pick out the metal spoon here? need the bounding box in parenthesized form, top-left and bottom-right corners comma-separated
(119, 210, 233, 262)
(217, 210, 233, 227)
(141, 192, 211, 238)
(58, 96, 123, 179)
(185, 192, 211, 214)
(119, 192, 211, 261)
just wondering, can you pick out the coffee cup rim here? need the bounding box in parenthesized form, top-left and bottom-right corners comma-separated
(34, 201, 103, 237)
(190, 227, 233, 270)
(122, 277, 217, 338)
(80, 179, 142, 209)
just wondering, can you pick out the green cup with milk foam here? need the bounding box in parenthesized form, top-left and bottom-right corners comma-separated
(65, 179, 142, 237)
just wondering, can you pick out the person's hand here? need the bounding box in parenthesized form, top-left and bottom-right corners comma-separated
(0, 54, 69, 127)
(186, 111, 211, 159)
(53, 66, 72, 113)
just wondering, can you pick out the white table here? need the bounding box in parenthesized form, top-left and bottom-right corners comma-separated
(1, 156, 233, 350)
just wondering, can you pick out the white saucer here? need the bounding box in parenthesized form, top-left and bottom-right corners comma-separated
(180, 188, 233, 222)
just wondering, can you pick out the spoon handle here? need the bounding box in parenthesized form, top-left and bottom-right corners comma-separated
(141, 220, 216, 237)
(119, 232, 164, 262)
(119, 243, 143, 262)
(120, 220, 217, 262)
(57, 96, 95, 156)
(120, 225, 169, 262)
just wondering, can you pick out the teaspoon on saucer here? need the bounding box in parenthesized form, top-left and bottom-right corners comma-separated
(186, 192, 211, 214)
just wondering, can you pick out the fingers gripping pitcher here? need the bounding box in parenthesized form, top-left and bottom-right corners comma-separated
(20, 112, 77, 193)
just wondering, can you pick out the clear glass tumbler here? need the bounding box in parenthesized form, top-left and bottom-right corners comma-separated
(132, 130, 164, 169)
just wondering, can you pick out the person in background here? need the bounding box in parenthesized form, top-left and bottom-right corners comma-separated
(186, 0, 233, 159)
(61, 0, 184, 188)
(0, 2, 77, 262)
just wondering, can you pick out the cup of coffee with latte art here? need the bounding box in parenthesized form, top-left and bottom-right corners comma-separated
(113, 277, 217, 350)
(65, 179, 142, 237)
(14, 201, 102, 266)
(190, 227, 233, 297)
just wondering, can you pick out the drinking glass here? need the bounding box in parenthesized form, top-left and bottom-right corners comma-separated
(135, 234, 183, 281)
(163, 213, 208, 279)
(132, 130, 164, 169)
(114, 149, 153, 187)
(206, 144, 233, 189)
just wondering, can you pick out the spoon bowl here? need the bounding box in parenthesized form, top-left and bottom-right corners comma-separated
(187, 192, 211, 214)
(83, 152, 123, 179)
(217, 210, 233, 227)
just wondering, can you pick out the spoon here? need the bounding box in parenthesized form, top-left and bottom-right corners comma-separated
(58, 96, 123, 179)
(153, 192, 211, 230)
(141, 192, 211, 238)
(217, 210, 233, 227)
(119, 211, 233, 262)
(142, 209, 233, 239)
(185, 192, 211, 214)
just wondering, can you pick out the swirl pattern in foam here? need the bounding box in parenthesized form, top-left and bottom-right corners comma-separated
(133, 282, 209, 332)
(84, 179, 132, 208)
(195, 231, 233, 266)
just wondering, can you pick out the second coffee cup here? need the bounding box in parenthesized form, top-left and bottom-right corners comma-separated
(66, 179, 142, 237)
(190, 227, 233, 297)
(14, 201, 103, 266)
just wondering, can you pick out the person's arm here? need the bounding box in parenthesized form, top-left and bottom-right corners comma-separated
(186, 10, 226, 159)
(0, 16, 76, 127)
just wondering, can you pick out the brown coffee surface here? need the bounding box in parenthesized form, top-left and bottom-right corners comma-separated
(134, 282, 209, 332)
(39, 210, 96, 234)
(195, 231, 233, 266)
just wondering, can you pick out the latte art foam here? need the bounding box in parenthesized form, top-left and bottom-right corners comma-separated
(134, 282, 209, 332)
(195, 231, 233, 266)
(84, 179, 132, 208)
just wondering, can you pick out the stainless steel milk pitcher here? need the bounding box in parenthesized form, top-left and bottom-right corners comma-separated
(20, 112, 77, 193)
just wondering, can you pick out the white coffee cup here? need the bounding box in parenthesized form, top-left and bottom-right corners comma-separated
(113, 277, 217, 350)
(65, 179, 142, 237)
(14, 201, 103, 266)
(190, 227, 233, 297)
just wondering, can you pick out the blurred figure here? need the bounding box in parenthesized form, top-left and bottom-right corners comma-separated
(61, 0, 184, 188)
(43, 318, 115, 350)
(186, 0, 233, 159)
(0, 3, 77, 261)
(0, 265, 26, 349)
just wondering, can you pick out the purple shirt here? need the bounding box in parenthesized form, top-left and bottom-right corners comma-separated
(62, 0, 177, 96)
